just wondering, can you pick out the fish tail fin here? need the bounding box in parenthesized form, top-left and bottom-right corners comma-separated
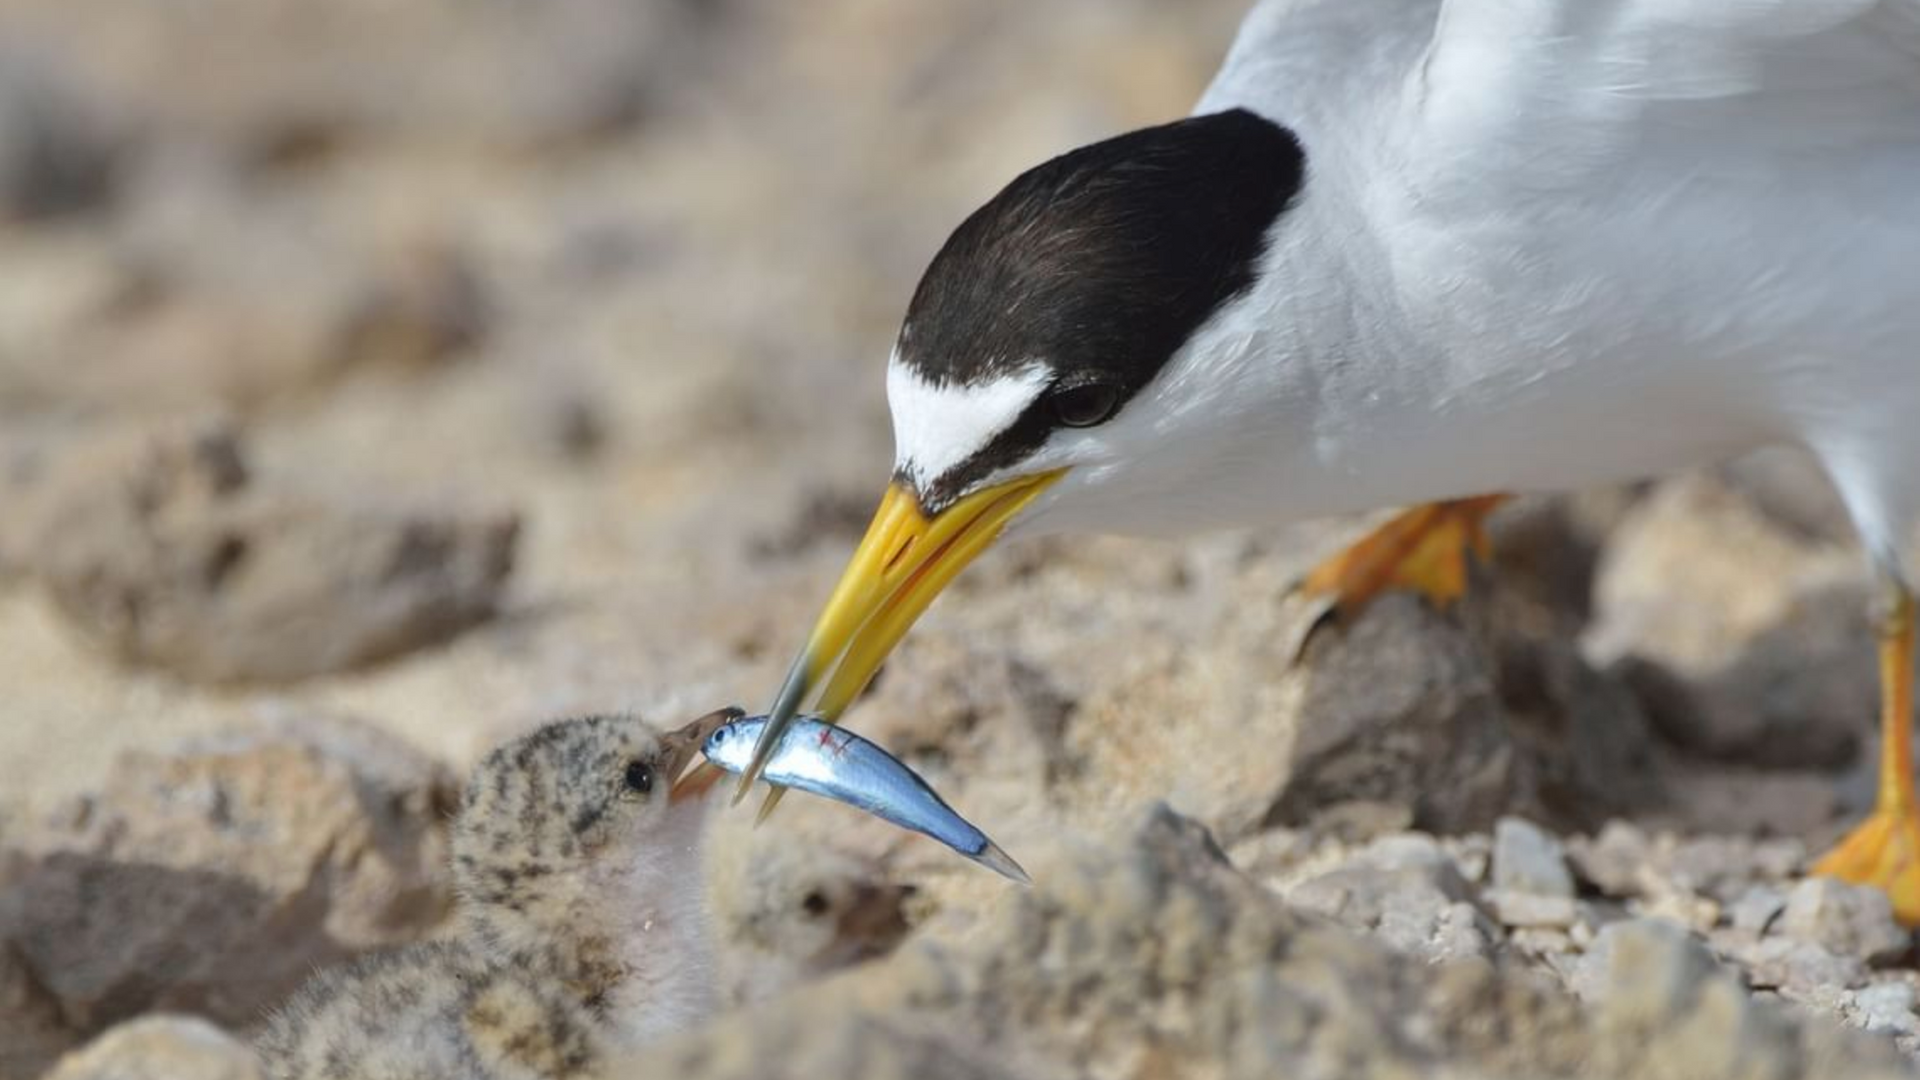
(974, 840, 1032, 886)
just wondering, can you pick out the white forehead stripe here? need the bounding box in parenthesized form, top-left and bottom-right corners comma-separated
(887, 356, 1049, 491)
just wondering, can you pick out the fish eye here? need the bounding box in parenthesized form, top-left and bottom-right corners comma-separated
(710, 728, 727, 744)
(622, 760, 654, 796)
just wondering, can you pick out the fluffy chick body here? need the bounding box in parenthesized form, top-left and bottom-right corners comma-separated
(258, 711, 732, 1079)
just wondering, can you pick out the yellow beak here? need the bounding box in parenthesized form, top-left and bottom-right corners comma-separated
(736, 470, 1065, 809)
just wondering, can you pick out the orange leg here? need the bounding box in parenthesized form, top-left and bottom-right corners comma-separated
(1812, 580, 1920, 924)
(1296, 495, 1511, 625)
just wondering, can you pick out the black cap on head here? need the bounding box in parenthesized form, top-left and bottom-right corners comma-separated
(894, 108, 1306, 510)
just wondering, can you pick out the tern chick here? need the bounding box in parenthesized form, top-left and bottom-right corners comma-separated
(258, 708, 738, 1079)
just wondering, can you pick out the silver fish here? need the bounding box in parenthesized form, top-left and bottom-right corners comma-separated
(702, 715, 1030, 885)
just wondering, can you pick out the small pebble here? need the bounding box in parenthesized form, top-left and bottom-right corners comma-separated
(1779, 878, 1909, 963)
(1727, 884, 1787, 937)
(1510, 926, 1574, 959)
(1636, 890, 1722, 934)
(1570, 918, 1709, 1009)
(1287, 863, 1491, 964)
(1492, 891, 1579, 930)
(1739, 937, 1868, 994)
(1444, 834, 1492, 883)
(1493, 816, 1575, 899)
(1854, 981, 1919, 1037)
(1427, 902, 1496, 964)
(1358, 833, 1452, 873)
(1567, 820, 1651, 897)
(1569, 919, 1598, 949)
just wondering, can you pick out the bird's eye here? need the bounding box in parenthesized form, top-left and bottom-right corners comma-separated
(1048, 383, 1121, 428)
(623, 760, 654, 796)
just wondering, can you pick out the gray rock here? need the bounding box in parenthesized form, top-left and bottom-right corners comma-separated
(707, 837, 917, 1005)
(1428, 902, 1502, 966)
(1728, 885, 1789, 937)
(1570, 918, 1710, 1005)
(1585, 471, 1869, 769)
(1741, 938, 1869, 995)
(0, 714, 455, 1037)
(112, 0, 698, 154)
(1586, 919, 1803, 1080)
(1354, 831, 1455, 873)
(1490, 626, 1665, 829)
(1614, 920, 1717, 993)
(0, 939, 77, 1080)
(42, 1015, 262, 1080)
(1652, 835, 1806, 905)
(1719, 446, 1856, 546)
(1511, 924, 1574, 951)
(1568, 820, 1654, 897)
(7, 220, 493, 416)
(1778, 878, 1909, 964)
(1288, 861, 1497, 963)
(1264, 593, 1518, 834)
(1493, 816, 1576, 898)
(1492, 891, 1580, 930)
(1482, 489, 1637, 637)
(331, 242, 488, 375)
(18, 421, 517, 683)
(1445, 833, 1493, 883)
(0, 48, 118, 221)
(1852, 982, 1920, 1038)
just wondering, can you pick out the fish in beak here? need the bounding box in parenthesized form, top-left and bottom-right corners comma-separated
(667, 706, 746, 803)
(736, 470, 1064, 814)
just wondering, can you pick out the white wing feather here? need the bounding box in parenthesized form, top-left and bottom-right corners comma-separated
(1418, 0, 1920, 162)
(1203, 0, 1920, 156)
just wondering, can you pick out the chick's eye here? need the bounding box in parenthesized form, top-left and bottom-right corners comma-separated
(1049, 383, 1120, 428)
(623, 760, 653, 795)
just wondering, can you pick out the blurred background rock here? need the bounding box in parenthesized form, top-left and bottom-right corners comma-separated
(0, 1, 1912, 1077)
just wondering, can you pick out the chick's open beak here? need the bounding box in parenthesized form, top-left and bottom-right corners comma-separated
(737, 470, 1065, 806)
(667, 706, 744, 804)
